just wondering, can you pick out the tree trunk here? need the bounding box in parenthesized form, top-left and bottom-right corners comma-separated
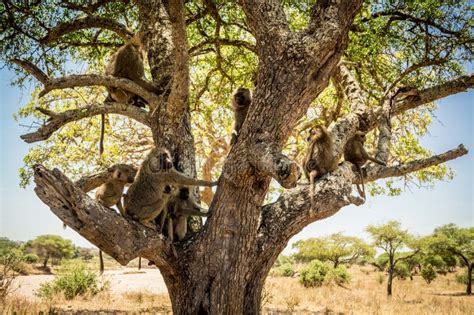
(138, 256, 142, 271)
(99, 250, 104, 275)
(467, 264, 472, 295)
(43, 255, 49, 269)
(387, 266, 394, 296)
(162, 262, 271, 314)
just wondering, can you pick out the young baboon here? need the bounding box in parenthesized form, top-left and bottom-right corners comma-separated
(124, 147, 217, 229)
(159, 187, 208, 241)
(344, 131, 386, 198)
(95, 164, 137, 216)
(230, 87, 252, 145)
(303, 125, 338, 211)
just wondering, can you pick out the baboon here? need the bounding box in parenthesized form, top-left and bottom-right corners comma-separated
(95, 164, 137, 216)
(303, 125, 338, 211)
(158, 187, 208, 241)
(344, 131, 386, 198)
(393, 86, 420, 102)
(124, 147, 217, 229)
(230, 87, 252, 145)
(303, 125, 338, 180)
(100, 35, 159, 155)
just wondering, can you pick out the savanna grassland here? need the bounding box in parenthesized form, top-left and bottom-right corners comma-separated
(2, 265, 472, 314)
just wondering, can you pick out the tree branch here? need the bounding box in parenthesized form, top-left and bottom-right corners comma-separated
(258, 163, 363, 252)
(39, 74, 161, 108)
(33, 165, 175, 268)
(20, 102, 150, 143)
(75, 164, 137, 193)
(363, 144, 469, 183)
(10, 58, 49, 84)
(238, 0, 289, 45)
(40, 16, 133, 44)
(393, 74, 474, 115)
(249, 140, 301, 189)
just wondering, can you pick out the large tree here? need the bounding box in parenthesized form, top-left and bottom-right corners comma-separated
(1, 0, 472, 313)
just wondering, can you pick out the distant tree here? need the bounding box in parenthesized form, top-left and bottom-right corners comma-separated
(28, 235, 75, 268)
(76, 248, 94, 261)
(293, 233, 374, 267)
(366, 221, 419, 296)
(0, 238, 19, 257)
(426, 224, 473, 295)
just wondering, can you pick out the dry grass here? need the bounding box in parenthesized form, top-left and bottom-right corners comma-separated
(263, 266, 473, 314)
(1, 266, 472, 314)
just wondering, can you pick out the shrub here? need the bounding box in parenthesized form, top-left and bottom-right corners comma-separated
(272, 263, 295, 277)
(394, 262, 410, 280)
(299, 260, 329, 287)
(36, 262, 106, 300)
(421, 264, 437, 284)
(23, 253, 39, 264)
(327, 265, 351, 285)
(455, 271, 474, 285)
(0, 251, 23, 301)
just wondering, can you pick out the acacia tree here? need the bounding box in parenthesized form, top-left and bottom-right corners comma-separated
(427, 224, 474, 295)
(1, 0, 473, 313)
(293, 233, 374, 267)
(367, 221, 420, 296)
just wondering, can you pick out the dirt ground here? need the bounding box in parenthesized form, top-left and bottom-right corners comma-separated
(12, 267, 168, 299)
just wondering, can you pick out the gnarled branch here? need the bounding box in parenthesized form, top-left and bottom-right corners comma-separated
(38, 74, 161, 108)
(40, 16, 133, 44)
(258, 163, 363, 251)
(33, 165, 175, 268)
(249, 140, 301, 189)
(20, 102, 149, 143)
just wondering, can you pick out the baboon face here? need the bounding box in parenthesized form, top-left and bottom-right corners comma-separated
(233, 88, 251, 107)
(178, 187, 190, 200)
(113, 168, 136, 183)
(354, 131, 366, 143)
(149, 149, 174, 172)
(307, 127, 323, 142)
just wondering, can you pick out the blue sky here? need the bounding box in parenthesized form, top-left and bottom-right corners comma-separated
(0, 67, 472, 250)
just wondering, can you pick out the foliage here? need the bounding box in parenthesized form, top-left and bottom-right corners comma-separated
(0, 251, 23, 301)
(299, 260, 350, 287)
(455, 271, 474, 285)
(23, 253, 39, 264)
(299, 260, 329, 288)
(327, 265, 351, 285)
(36, 262, 106, 300)
(271, 263, 295, 278)
(425, 224, 473, 293)
(0, 1, 468, 196)
(28, 235, 75, 268)
(421, 264, 437, 284)
(0, 237, 20, 257)
(292, 233, 374, 267)
(366, 221, 419, 295)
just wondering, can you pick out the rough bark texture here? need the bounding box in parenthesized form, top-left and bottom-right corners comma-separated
(13, 0, 472, 313)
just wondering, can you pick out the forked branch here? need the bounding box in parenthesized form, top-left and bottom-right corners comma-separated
(33, 165, 175, 268)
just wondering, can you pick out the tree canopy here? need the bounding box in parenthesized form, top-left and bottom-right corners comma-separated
(1, 0, 472, 313)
